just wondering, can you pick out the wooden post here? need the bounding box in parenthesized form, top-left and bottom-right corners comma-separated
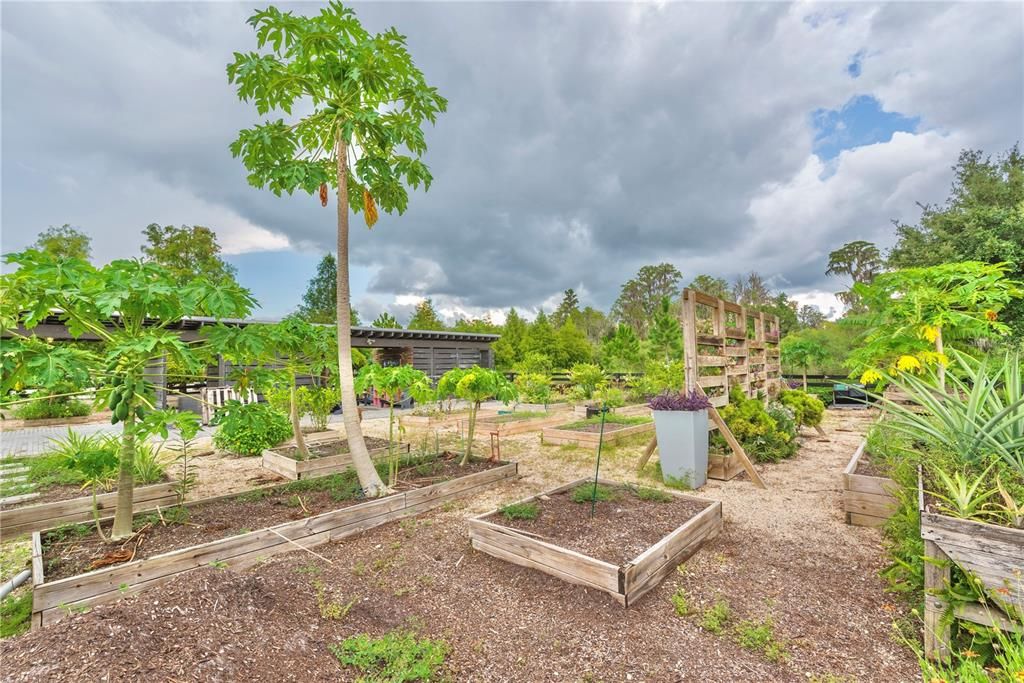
(923, 539, 952, 660)
(682, 290, 699, 393)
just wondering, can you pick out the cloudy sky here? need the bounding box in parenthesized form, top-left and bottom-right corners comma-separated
(2, 2, 1022, 324)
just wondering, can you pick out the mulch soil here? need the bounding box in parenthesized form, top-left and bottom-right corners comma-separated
(557, 420, 649, 433)
(854, 450, 891, 478)
(271, 436, 389, 461)
(0, 476, 171, 511)
(1, 410, 921, 682)
(40, 455, 497, 582)
(493, 486, 707, 565)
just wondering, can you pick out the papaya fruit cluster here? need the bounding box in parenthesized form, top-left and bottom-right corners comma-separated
(108, 377, 145, 424)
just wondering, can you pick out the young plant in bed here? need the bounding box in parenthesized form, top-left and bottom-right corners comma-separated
(206, 316, 336, 460)
(356, 362, 431, 485)
(1, 251, 254, 540)
(441, 366, 518, 465)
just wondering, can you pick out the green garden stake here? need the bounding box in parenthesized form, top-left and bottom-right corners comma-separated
(590, 402, 608, 518)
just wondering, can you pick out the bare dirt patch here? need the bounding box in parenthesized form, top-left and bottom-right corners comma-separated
(492, 485, 706, 564)
(270, 436, 389, 461)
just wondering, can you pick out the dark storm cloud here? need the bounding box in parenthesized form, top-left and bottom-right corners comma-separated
(2, 2, 1021, 317)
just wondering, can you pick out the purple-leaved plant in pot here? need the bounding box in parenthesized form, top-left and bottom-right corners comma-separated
(649, 389, 712, 489)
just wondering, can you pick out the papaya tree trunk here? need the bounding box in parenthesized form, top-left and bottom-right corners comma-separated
(111, 397, 136, 540)
(290, 382, 310, 460)
(336, 134, 388, 496)
(461, 400, 478, 466)
(935, 326, 946, 393)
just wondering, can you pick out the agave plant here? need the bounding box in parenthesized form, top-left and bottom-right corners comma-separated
(926, 462, 998, 521)
(876, 350, 1024, 477)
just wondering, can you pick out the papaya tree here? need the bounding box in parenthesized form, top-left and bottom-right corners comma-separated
(780, 336, 828, 390)
(355, 362, 431, 485)
(850, 261, 1023, 391)
(1, 250, 254, 539)
(228, 3, 447, 495)
(439, 366, 517, 465)
(205, 316, 336, 460)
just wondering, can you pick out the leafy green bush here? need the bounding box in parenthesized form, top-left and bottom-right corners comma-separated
(513, 373, 552, 404)
(593, 386, 626, 408)
(329, 630, 448, 682)
(779, 389, 825, 428)
(500, 502, 539, 521)
(43, 431, 166, 487)
(569, 363, 606, 400)
(12, 393, 91, 420)
(299, 384, 337, 432)
(715, 387, 797, 463)
(570, 482, 618, 504)
(632, 360, 685, 399)
(213, 400, 292, 456)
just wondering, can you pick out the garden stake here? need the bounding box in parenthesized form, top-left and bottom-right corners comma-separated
(590, 403, 608, 518)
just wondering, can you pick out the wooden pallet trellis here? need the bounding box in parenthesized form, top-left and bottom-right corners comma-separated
(638, 289, 780, 488)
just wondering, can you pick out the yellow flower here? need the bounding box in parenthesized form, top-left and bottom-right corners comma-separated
(896, 355, 922, 373)
(860, 369, 883, 384)
(1015, 670, 1024, 682)
(919, 324, 940, 343)
(929, 677, 947, 683)
(961, 649, 979, 659)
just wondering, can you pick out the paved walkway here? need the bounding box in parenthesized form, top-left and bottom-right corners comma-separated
(0, 408, 395, 458)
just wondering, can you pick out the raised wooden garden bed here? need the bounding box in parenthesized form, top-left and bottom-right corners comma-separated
(919, 472, 1023, 659)
(571, 403, 650, 418)
(542, 420, 654, 447)
(469, 478, 722, 606)
(0, 410, 113, 432)
(841, 440, 898, 527)
(262, 439, 410, 481)
(400, 409, 499, 429)
(475, 412, 575, 437)
(708, 452, 744, 481)
(30, 459, 518, 629)
(0, 482, 178, 542)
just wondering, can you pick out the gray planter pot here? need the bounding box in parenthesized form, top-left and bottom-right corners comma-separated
(652, 409, 709, 489)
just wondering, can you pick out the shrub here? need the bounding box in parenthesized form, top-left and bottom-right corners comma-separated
(12, 393, 91, 420)
(569, 363, 606, 400)
(500, 502, 539, 521)
(570, 482, 618, 504)
(779, 389, 825, 428)
(593, 386, 626, 408)
(329, 630, 448, 682)
(715, 387, 797, 463)
(513, 373, 552, 404)
(213, 400, 292, 456)
(299, 384, 337, 432)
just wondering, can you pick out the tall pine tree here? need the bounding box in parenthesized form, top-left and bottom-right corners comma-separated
(551, 288, 581, 328)
(648, 297, 683, 363)
(407, 298, 446, 330)
(298, 254, 358, 324)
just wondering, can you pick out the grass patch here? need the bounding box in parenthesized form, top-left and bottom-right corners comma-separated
(734, 617, 788, 662)
(329, 630, 448, 682)
(0, 593, 32, 638)
(500, 502, 539, 521)
(633, 486, 673, 503)
(670, 586, 690, 616)
(700, 599, 731, 634)
(570, 483, 618, 504)
(558, 414, 652, 431)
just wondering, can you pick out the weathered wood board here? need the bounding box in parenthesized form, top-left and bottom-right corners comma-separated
(31, 461, 518, 628)
(841, 440, 898, 527)
(707, 453, 745, 481)
(469, 478, 722, 607)
(475, 413, 576, 437)
(1, 482, 179, 542)
(262, 442, 410, 480)
(920, 472, 1023, 659)
(541, 421, 654, 447)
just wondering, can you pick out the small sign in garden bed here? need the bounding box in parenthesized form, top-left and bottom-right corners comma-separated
(841, 440, 898, 527)
(262, 436, 409, 480)
(542, 414, 654, 447)
(31, 453, 517, 628)
(469, 479, 722, 607)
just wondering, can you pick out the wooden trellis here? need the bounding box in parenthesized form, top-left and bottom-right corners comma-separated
(638, 289, 781, 489)
(680, 288, 782, 403)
